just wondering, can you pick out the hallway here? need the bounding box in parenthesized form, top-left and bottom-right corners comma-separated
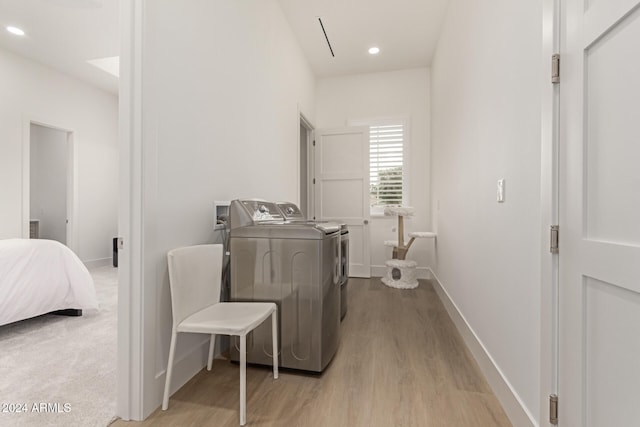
(113, 278, 511, 426)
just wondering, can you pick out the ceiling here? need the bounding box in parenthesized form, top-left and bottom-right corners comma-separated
(0, 0, 448, 94)
(0, 0, 119, 94)
(277, 0, 450, 77)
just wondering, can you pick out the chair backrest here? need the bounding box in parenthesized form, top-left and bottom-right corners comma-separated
(167, 244, 223, 327)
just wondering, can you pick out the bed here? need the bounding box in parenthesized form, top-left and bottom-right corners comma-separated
(0, 238, 99, 326)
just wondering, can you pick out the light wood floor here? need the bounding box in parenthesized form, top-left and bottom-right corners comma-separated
(112, 278, 512, 427)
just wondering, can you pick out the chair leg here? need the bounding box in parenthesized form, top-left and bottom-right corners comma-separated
(240, 334, 247, 426)
(207, 334, 216, 371)
(162, 331, 178, 410)
(272, 310, 279, 379)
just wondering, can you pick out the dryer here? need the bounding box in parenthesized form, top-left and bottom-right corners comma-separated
(276, 202, 349, 320)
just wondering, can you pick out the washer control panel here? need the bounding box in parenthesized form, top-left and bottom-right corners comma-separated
(241, 200, 284, 222)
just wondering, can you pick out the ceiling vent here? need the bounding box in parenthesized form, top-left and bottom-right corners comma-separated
(317, 17, 335, 57)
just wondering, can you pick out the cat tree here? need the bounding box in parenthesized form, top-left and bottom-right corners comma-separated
(381, 206, 436, 289)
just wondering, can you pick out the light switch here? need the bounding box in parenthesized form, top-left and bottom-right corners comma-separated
(497, 179, 505, 203)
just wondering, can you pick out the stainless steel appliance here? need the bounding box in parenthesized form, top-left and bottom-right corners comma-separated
(228, 199, 341, 372)
(276, 202, 349, 320)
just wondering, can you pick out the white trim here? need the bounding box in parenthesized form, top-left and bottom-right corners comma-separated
(297, 105, 315, 217)
(21, 118, 29, 239)
(430, 269, 537, 427)
(299, 109, 314, 131)
(84, 257, 112, 269)
(117, 0, 144, 420)
(22, 116, 78, 254)
(155, 337, 211, 382)
(66, 131, 78, 252)
(155, 338, 213, 410)
(540, 0, 560, 425)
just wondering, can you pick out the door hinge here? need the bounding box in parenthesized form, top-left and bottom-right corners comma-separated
(117, 237, 124, 250)
(550, 225, 559, 254)
(313, 178, 316, 184)
(551, 53, 560, 84)
(549, 394, 558, 425)
(312, 140, 316, 147)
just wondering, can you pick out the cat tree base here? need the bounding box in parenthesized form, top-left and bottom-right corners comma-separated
(381, 259, 418, 289)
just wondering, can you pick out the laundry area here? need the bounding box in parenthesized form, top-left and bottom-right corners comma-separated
(113, 0, 640, 425)
(113, 0, 531, 422)
(3, 0, 638, 425)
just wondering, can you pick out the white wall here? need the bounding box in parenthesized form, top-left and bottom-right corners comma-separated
(315, 68, 432, 276)
(137, 0, 315, 415)
(430, 0, 542, 424)
(30, 124, 68, 243)
(0, 47, 118, 263)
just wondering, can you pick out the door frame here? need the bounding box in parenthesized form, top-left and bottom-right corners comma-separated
(298, 107, 314, 218)
(22, 117, 77, 252)
(117, 0, 145, 420)
(118, 0, 563, 421)
(540, 0, 561, 424)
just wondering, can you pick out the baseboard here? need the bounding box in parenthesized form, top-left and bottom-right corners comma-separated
(370, 265, 432, 279)
(153, 335, 228, 411)
(429, 269, 536, 427)
(153, 337, 212, 402)
(84, 257, 112, 269)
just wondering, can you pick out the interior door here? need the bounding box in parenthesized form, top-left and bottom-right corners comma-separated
(559, 0, 640, 425)
(314, 127, 370, 278)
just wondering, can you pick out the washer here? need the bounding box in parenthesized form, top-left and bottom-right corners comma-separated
(228, 199, 341, 372)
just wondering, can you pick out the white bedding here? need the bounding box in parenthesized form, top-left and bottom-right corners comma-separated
(0, 239, 98, 326)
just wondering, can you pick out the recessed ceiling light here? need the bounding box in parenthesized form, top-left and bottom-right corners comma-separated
(368, 47, 380, 55)
(6, 26, 25, 36)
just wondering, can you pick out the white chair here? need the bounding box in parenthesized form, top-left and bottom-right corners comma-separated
(162, 244, 278, 426)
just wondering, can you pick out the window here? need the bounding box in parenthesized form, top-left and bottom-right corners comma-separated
(369, 123, 405, 209)
(349, 118, 409, 215)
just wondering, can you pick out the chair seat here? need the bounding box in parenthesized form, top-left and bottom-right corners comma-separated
(178, 302, 276, 336)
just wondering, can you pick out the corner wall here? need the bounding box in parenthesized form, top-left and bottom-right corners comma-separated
(430, 0, 543, 424)
(0, 47, 118, 263)
(315, 68, 432, 275)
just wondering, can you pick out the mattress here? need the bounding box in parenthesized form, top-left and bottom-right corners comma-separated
(0, 239, 99, 326)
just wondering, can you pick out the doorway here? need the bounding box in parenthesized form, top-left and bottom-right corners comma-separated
(24, 121, 76, 251)
(29, 123, 72, 245)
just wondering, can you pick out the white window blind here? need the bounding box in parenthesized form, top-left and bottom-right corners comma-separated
(369, 123, 404, 207)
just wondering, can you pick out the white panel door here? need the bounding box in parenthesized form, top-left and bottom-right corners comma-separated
(315, 127, 370, 278)
(559, 1, 640, 425)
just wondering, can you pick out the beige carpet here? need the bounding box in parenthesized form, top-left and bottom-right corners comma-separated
(0, 265, 118, 427)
